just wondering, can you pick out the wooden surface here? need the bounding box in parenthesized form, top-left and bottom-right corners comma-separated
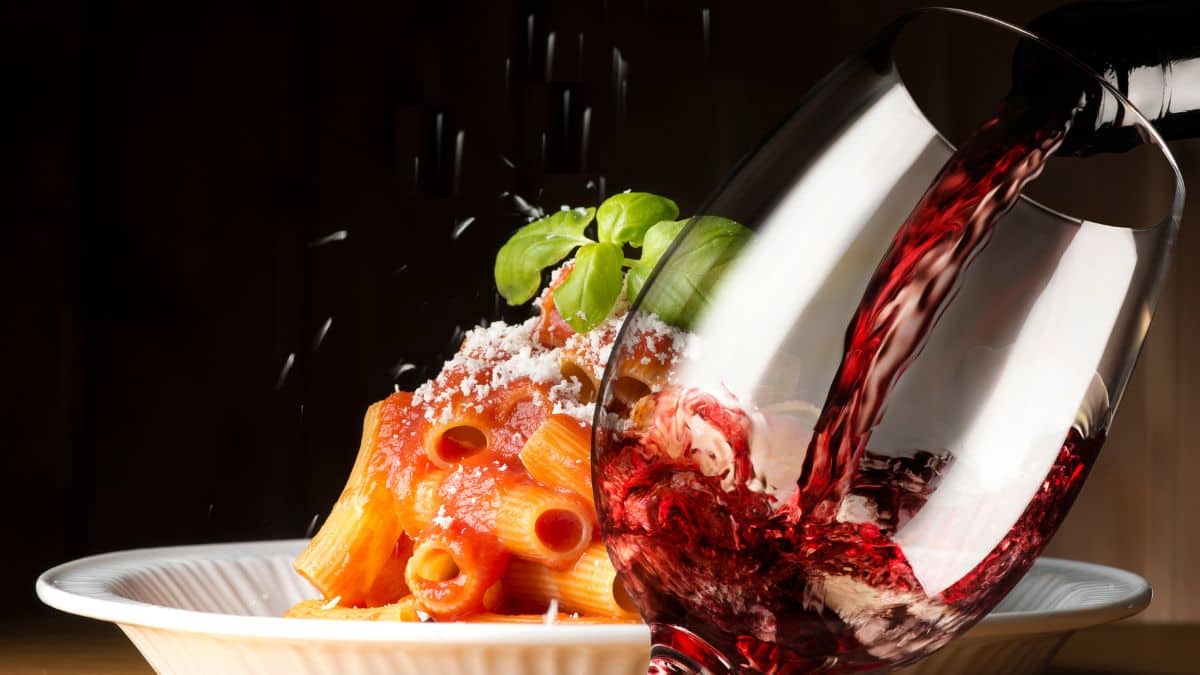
(1, 617, 1193, 674)
(0, 618, 151, 675)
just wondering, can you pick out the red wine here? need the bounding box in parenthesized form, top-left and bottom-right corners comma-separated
(597, 99, 1098, 672)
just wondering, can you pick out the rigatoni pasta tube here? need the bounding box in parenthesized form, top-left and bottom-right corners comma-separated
(424, 410, 490, 467)
(397, 468, 449, 537)
(558, 357, 598, 402)
(294, 398, 411, 607)
(404, 529, 507, 620)
(610, 354, 670, 409)
(495, 483, 593, 569)
(502, 543, 639, 619)
(358, 539, 413, 608)
(519, 415, 593, 507)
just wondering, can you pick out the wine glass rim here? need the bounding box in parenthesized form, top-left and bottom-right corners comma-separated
(888, 6, 1185, 231)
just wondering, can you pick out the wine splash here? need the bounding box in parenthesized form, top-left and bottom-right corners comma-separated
(597, 98, 1101, 672)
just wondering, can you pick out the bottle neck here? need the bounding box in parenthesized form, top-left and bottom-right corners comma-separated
(1022, 0, 1200, 156)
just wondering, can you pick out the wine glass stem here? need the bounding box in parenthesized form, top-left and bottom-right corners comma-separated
(648, 624, 732, 675)
(648, 647, 706, 674)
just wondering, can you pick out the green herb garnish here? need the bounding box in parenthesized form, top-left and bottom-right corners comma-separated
(633, 216, 750, 327)
(494, 207, 594, 305)
(624, 217, 687, 302)
(552, 242, 625, 332)
(596, 192, 679, 248)
(494, 192, 751, 332)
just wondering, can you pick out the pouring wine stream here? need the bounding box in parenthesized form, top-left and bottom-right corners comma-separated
(789, 99, 1077, 524)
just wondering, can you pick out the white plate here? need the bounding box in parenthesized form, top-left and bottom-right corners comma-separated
(36, 540, 1149, 675)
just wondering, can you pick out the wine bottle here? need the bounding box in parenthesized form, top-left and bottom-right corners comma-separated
(1018, 0, 1200, 156)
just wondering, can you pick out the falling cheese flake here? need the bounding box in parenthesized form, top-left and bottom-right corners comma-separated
(391, 361, 417, 379)
(275, 352, 296, 391)
(308, 230, 348, 247)
(542, 598, 560, 625)
(451, 216, 476, 240)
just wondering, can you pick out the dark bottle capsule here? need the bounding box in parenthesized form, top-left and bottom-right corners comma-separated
(1016, 0, 1200, 156)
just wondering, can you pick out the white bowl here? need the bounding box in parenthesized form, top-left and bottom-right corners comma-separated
(36, 540, 1149, 675)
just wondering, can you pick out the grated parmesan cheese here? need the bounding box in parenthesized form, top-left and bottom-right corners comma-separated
(432, 505, 453, 529)
(392, 262, 691, 547)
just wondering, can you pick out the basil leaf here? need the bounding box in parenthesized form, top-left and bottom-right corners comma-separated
(553, 242, 624, 333)
(596, 192, 679, 247)
(494, 208, 595, 305)
(633, 216, 751, 328)
(625, 219, 686, 301)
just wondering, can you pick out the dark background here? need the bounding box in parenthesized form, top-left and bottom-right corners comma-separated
(7, 0, 1198, 628)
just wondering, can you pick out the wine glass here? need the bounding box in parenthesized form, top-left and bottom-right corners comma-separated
(593, 8, 1183, 674)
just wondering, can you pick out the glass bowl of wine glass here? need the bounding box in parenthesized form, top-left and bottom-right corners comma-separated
(592, 7, 1182, 673)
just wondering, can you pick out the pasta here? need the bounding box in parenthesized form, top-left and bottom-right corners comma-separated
(289, 258, 688, 624)
(396, 467, 449, 537)
(519, 414, 593, 507)
(495, 482, 593, 569)
(502, 543, 639, 618)
(424, 413, 491, 467)
(293, 400, 413, 608)
(404, 529, 507, 619)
